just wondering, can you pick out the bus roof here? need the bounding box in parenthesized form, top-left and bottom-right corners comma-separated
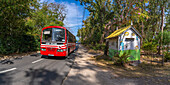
(42, 26, 66, 31)
(42, 26, 75, 38)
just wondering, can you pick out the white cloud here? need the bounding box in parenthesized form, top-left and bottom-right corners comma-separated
(40, 0, 55, 3)
(68, 23, 82, 27)
(62, 2, 84, 28)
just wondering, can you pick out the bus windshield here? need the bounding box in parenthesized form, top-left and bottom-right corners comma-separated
(42, 28, 65, 42)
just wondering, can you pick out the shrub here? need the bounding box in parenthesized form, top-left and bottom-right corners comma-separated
(0, 34, 40, 54)
(114, 51, 130, 66)
(142, 41, 157, 53)
(163, 52, 170, 61)
(95, 44, 105, 50)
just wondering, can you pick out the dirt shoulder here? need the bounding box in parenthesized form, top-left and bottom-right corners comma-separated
(91, 57, 170, 77)
(64, 45, 170, 85)
(0, 51, 39, 60)
(85, 46, 170, 78)
(91, 57, 170, 85)
(89, 50, 170, 85)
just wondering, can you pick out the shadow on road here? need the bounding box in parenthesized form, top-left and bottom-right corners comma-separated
(75, 44, 79, 51)
(25, 68, 66, 85)
(0, 45, 80, 85)
(24, 46, 80, 85)
(0, 73, 12, 85)
(30, 53, 41, 57)
(47, 56, 66, 60)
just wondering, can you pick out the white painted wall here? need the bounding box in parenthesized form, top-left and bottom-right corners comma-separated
(119, 28, 140, 50)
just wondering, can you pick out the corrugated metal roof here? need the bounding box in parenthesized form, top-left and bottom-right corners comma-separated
(106, 25, 131, 39)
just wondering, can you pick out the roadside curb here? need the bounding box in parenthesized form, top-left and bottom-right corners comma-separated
(61, 53, 77, 85)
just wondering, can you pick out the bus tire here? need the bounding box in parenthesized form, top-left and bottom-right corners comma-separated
(65, 55, 68, 58)
(68, 48, 70, 56)
(41, 55, 48, 59)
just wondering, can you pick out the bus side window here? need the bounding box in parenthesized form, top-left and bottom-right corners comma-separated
(70, 34, 72, 42)
(69, 31, 71, 42)
(67, 30, 69, 40)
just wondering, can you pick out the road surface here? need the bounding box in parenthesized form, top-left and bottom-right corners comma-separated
(0, 45, 78, 85)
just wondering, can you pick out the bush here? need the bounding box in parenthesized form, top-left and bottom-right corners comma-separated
(96, 44, 105, 51)
(114, 51, 130, 66)
(0, 34, 40, 54)
(89, 43, 105, 51)
(163, 52, 170, 61)
(83, 43, 105, 51)
(142, 41, 157, 53)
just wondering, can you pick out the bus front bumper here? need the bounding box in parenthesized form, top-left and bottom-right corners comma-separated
(40, 49, 67, 57)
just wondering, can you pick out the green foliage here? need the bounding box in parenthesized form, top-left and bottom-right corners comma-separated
(142, 41, 157, 53)
(114, 51, 130, 66)
(154, 30, 170, 50)
(96, 44, 105, 51)
(26, 2, 66, 36)
(163, 52, 170, 61)
(0, 0, 36, 54)
(45, 21, 64, 27)
(87, 44, 105, 51)
(0, 1, 66, 55)
(77, 0, 169, 56)
(0, 34, 39, 54)
(162, 31, 170, 46)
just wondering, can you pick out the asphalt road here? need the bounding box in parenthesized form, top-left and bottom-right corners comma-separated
(0, 45, 79, 85)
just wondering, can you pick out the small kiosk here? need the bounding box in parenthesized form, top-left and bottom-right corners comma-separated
(106, 25, 142, 61)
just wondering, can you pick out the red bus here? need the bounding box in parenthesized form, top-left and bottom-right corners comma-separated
(40, 26, 76, 57)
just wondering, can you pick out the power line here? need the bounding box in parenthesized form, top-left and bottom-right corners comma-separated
(76, 0, 79, 27)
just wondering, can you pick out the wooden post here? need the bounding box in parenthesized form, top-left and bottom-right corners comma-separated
(151, 54, 153, 64)
(162, 55, 164, 66)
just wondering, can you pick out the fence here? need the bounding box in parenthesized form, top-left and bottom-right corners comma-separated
(141, 54, 164, 66)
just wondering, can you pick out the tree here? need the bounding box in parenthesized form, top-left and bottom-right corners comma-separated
(0, 0, 67, 54)
(25, 2, 66, 39)
(0, 0, 37, 54)
(76, 0, 169, 55)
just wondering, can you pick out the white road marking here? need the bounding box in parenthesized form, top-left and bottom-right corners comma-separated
(32, 59, 44, 64)
(0, 68, 17, 74)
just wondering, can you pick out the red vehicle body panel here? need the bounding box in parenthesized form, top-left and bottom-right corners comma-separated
(40, 26, 76, 57)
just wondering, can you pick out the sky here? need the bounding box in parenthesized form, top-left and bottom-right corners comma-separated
(40, 0, 89, 40)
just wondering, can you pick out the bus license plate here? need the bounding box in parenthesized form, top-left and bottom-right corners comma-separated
(48, 54, 54, 56)
(57, 49, 63, 52)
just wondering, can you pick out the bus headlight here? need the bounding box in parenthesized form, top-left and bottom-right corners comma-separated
(41, 48, 46, 51)
(63, 49, 66, 51)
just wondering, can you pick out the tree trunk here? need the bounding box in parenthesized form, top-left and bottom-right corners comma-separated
(158, 6, 165, 55)
(141, 21, 144, 47)
(104, 39, 109, 55)
(100, 33, 105, 44)
(160, 6, 164, 55)
(104, 23, 112, 56)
